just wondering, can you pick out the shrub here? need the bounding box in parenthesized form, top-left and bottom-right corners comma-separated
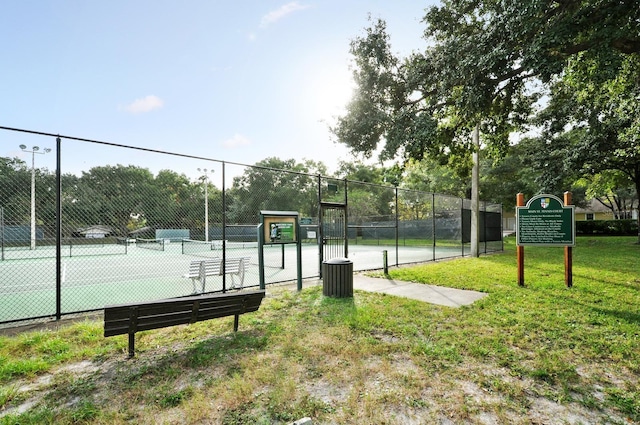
(576, 219, 638, 235)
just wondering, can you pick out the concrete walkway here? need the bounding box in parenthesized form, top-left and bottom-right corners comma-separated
(352, 274, 487, 307)
(292, 274, 487, 308)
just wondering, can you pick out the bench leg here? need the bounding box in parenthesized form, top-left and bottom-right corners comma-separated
(233, 314, 239, 332)
(191, 278, 198, 294)
(238, 267, 244, 289)
(238, 260, 245, 290)
(230, 267, 245, 290)
(128, 333, 135, 358)
(199, 261, 207, 294)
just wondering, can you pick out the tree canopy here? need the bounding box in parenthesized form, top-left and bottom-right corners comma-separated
(335, 0, 638, 161)
(332, 0, 639, 239)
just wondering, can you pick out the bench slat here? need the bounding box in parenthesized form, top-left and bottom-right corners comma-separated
(105, 290, 259, 312)
(105, 298, 243, 319)
(104, 299, 262, 331)
(104, 291, 265, 343)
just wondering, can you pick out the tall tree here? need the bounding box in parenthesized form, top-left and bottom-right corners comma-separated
(336, 161, 395, 223)
(79, 165, 156, 234)
(479, 143, 542, 213)
(401, 156, 471, 198)
(0, 157, 57, 238)
(536, 53, 640, 240)
(577, 171, 638, 220)
(227, 158, 324, 223)
(152, 170, 208, 230)
(0, 158, 31, 224)
(333, 0, 639, 241)
(336, 161, 385, 184)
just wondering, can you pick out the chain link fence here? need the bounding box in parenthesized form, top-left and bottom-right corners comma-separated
(1, 128, 502, 325)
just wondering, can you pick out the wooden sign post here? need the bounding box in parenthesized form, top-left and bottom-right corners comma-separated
(516, 193, 575, 287)
(517, 193, 525, 286)
(564, 192, 573, 288)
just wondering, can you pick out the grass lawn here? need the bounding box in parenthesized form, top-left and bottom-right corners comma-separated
(0, 236, 638, 424)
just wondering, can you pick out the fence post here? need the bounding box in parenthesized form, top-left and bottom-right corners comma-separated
(258, 223, 265, 290)
(1, 206, 4, 261)
(483, 201, 487, 254)
(461, 197, 465, 257)
(432, 193, 436, 261)
(383, 249, 388, 274)
(501, 203, 504, 252)
(395, 187, 399, 267)
(56, 137, 62, 320)
(222, 162, 227, 292)
(344, 178, 348, 259)
(317, 174, 322, 278)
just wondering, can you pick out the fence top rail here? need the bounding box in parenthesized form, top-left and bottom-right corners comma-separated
(1, 125, 224, 165)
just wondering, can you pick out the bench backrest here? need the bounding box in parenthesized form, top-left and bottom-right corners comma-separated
(186, 257, 249, 278)
(104, 290, 265, 337)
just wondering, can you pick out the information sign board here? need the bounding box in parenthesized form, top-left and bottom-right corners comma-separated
(261, 211, 298, 244)
(517, 194, 575, 246)
(258, 210, 303, 291)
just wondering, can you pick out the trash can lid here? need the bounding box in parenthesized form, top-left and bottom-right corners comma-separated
(324, 257, 351, 264)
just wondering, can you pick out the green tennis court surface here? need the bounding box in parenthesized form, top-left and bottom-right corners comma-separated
(0, 240, 470, 323)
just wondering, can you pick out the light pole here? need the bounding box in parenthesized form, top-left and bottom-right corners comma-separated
(197, 168, 213, 242)
(19, 145, 51, 250)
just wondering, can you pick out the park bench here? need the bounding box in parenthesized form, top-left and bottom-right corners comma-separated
(184, 257, 250, 293)
(104, 290, 265, 357)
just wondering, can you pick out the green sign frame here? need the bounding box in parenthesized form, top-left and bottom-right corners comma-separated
(516, 194, 575, 247)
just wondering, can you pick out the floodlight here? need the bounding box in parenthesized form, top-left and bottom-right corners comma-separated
(17, 143, 51, 250)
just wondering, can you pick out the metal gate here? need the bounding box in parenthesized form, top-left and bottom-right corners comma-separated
(320, 202, 348, 263)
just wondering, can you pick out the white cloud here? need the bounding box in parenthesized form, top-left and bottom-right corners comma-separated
(122, 95, 164, 114)
(260, 2, 310, 28)
(222, 134, 251, 148)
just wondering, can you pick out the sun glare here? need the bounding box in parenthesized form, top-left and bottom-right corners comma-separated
(307, 65, 355, 122)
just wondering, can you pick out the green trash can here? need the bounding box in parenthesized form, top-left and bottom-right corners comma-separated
(322, 257, 353, 298)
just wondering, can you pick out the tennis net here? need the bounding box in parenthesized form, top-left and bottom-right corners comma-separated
(181, 239, 218, 256)
(135, 238, 165, 251)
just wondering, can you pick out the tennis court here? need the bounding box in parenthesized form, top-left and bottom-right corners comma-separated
(0, 239, 471, 323)
(0, 126, 504, 326)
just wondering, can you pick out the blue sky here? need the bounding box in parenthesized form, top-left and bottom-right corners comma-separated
(1, 1, 434, 181)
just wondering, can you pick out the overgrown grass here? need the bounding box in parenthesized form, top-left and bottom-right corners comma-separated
(0, 236, 638, 424)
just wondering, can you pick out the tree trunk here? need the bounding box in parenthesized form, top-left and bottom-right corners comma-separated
(470, 124, 480, 257)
